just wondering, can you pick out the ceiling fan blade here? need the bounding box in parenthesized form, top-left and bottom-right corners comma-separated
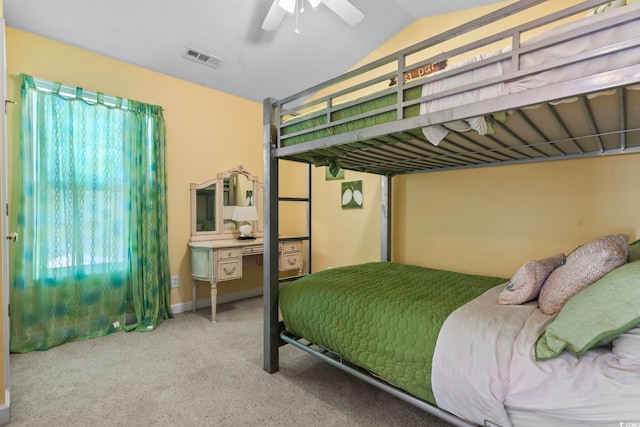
(321, 0, 364, 26)
(261, 0, 287, 31)
(278, 0, 296, 14)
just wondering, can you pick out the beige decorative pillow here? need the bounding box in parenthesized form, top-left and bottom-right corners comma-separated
(498, 253, 565, 305)
(538, 234, 629, 315)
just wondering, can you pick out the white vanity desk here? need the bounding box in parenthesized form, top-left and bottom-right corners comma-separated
(189, 165, 303, 322)
(189, 238, 302, 322)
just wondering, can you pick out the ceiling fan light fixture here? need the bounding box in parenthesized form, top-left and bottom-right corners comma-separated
(278, 0, 296, 14)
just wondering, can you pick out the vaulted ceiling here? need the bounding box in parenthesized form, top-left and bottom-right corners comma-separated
(4, 0, 505, 102)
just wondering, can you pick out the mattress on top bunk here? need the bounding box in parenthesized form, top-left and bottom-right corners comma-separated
(280, 85, 423, 146)
(278, 261, 506, 404)
(280, 3, 640, 150)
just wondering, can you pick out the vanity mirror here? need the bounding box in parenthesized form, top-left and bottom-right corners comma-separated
(190, 178, 218, 239)
(190, 165, 263, 241)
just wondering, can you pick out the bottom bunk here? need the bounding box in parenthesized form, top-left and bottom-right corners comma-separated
(277, 246, 640, 427)
(279, 262, 505, 405)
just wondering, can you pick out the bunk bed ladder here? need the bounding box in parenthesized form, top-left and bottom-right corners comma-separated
(264, 162, 312, 374)
(264, 96, 313, 373)
(278, 171, 312, 283)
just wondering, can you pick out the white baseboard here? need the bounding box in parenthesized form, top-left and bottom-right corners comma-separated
(0, 390, 10, 425)
(171, 288, 262, 315)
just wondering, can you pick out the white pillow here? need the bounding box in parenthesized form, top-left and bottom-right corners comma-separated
(613, 326, 640, 365)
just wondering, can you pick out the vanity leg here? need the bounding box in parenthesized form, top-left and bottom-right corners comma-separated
(192, 278, 197, 312)
(210, 281, 218, 323)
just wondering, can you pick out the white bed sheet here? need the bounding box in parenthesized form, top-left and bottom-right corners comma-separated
(506, 309, 640, 427)
(420, 3, 640, 146)
(432, 286, 640, 427)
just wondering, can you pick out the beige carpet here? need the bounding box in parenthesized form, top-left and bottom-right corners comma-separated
(8, 296, 454, 426)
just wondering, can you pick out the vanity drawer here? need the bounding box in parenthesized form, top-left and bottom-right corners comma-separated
(242, 245, 264, 255)
(218, 259, 242, 280)
(280, 253, 301, 271)
(282, 242, 301, 254)
(218, 248, 241, 259)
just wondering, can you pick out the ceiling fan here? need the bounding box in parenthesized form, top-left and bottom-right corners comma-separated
(261, 0, 364, 32)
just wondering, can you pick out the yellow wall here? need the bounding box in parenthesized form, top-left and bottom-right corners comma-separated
(311, 167, 381, 271)
(394, 155, 640, 277)
(5, 27, 265, 306)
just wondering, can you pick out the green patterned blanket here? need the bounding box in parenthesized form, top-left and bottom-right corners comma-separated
(279, 262, 506, 404)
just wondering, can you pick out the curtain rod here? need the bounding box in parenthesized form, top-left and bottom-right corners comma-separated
(32, 76, 130, 109)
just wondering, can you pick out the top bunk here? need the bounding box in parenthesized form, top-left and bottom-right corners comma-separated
(264, 0, 640, 176)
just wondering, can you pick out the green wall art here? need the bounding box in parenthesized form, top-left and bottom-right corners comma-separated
(341, 180, 363, 209)
(325, 167, 344, 180)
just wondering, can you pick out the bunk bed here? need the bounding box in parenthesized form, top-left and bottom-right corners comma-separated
(262, 1, 640, 426)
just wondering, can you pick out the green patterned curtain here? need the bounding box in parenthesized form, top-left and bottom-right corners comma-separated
(11, 74, 173, 353)
(123, 99, 173, 332)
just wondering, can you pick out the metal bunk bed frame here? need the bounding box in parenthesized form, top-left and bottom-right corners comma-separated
(263, 0, 640, 425)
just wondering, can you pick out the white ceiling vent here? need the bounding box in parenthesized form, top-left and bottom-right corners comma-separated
(182, 48, 224, 69)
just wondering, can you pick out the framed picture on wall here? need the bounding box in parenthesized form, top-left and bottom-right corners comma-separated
(341, 180, 363, 209)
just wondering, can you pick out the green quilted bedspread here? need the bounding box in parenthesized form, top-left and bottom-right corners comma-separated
(279, 262, 506, 404)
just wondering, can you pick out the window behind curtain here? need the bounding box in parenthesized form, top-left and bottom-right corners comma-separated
(29, 80, 129, 279)
(12, 75, 173, 353)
